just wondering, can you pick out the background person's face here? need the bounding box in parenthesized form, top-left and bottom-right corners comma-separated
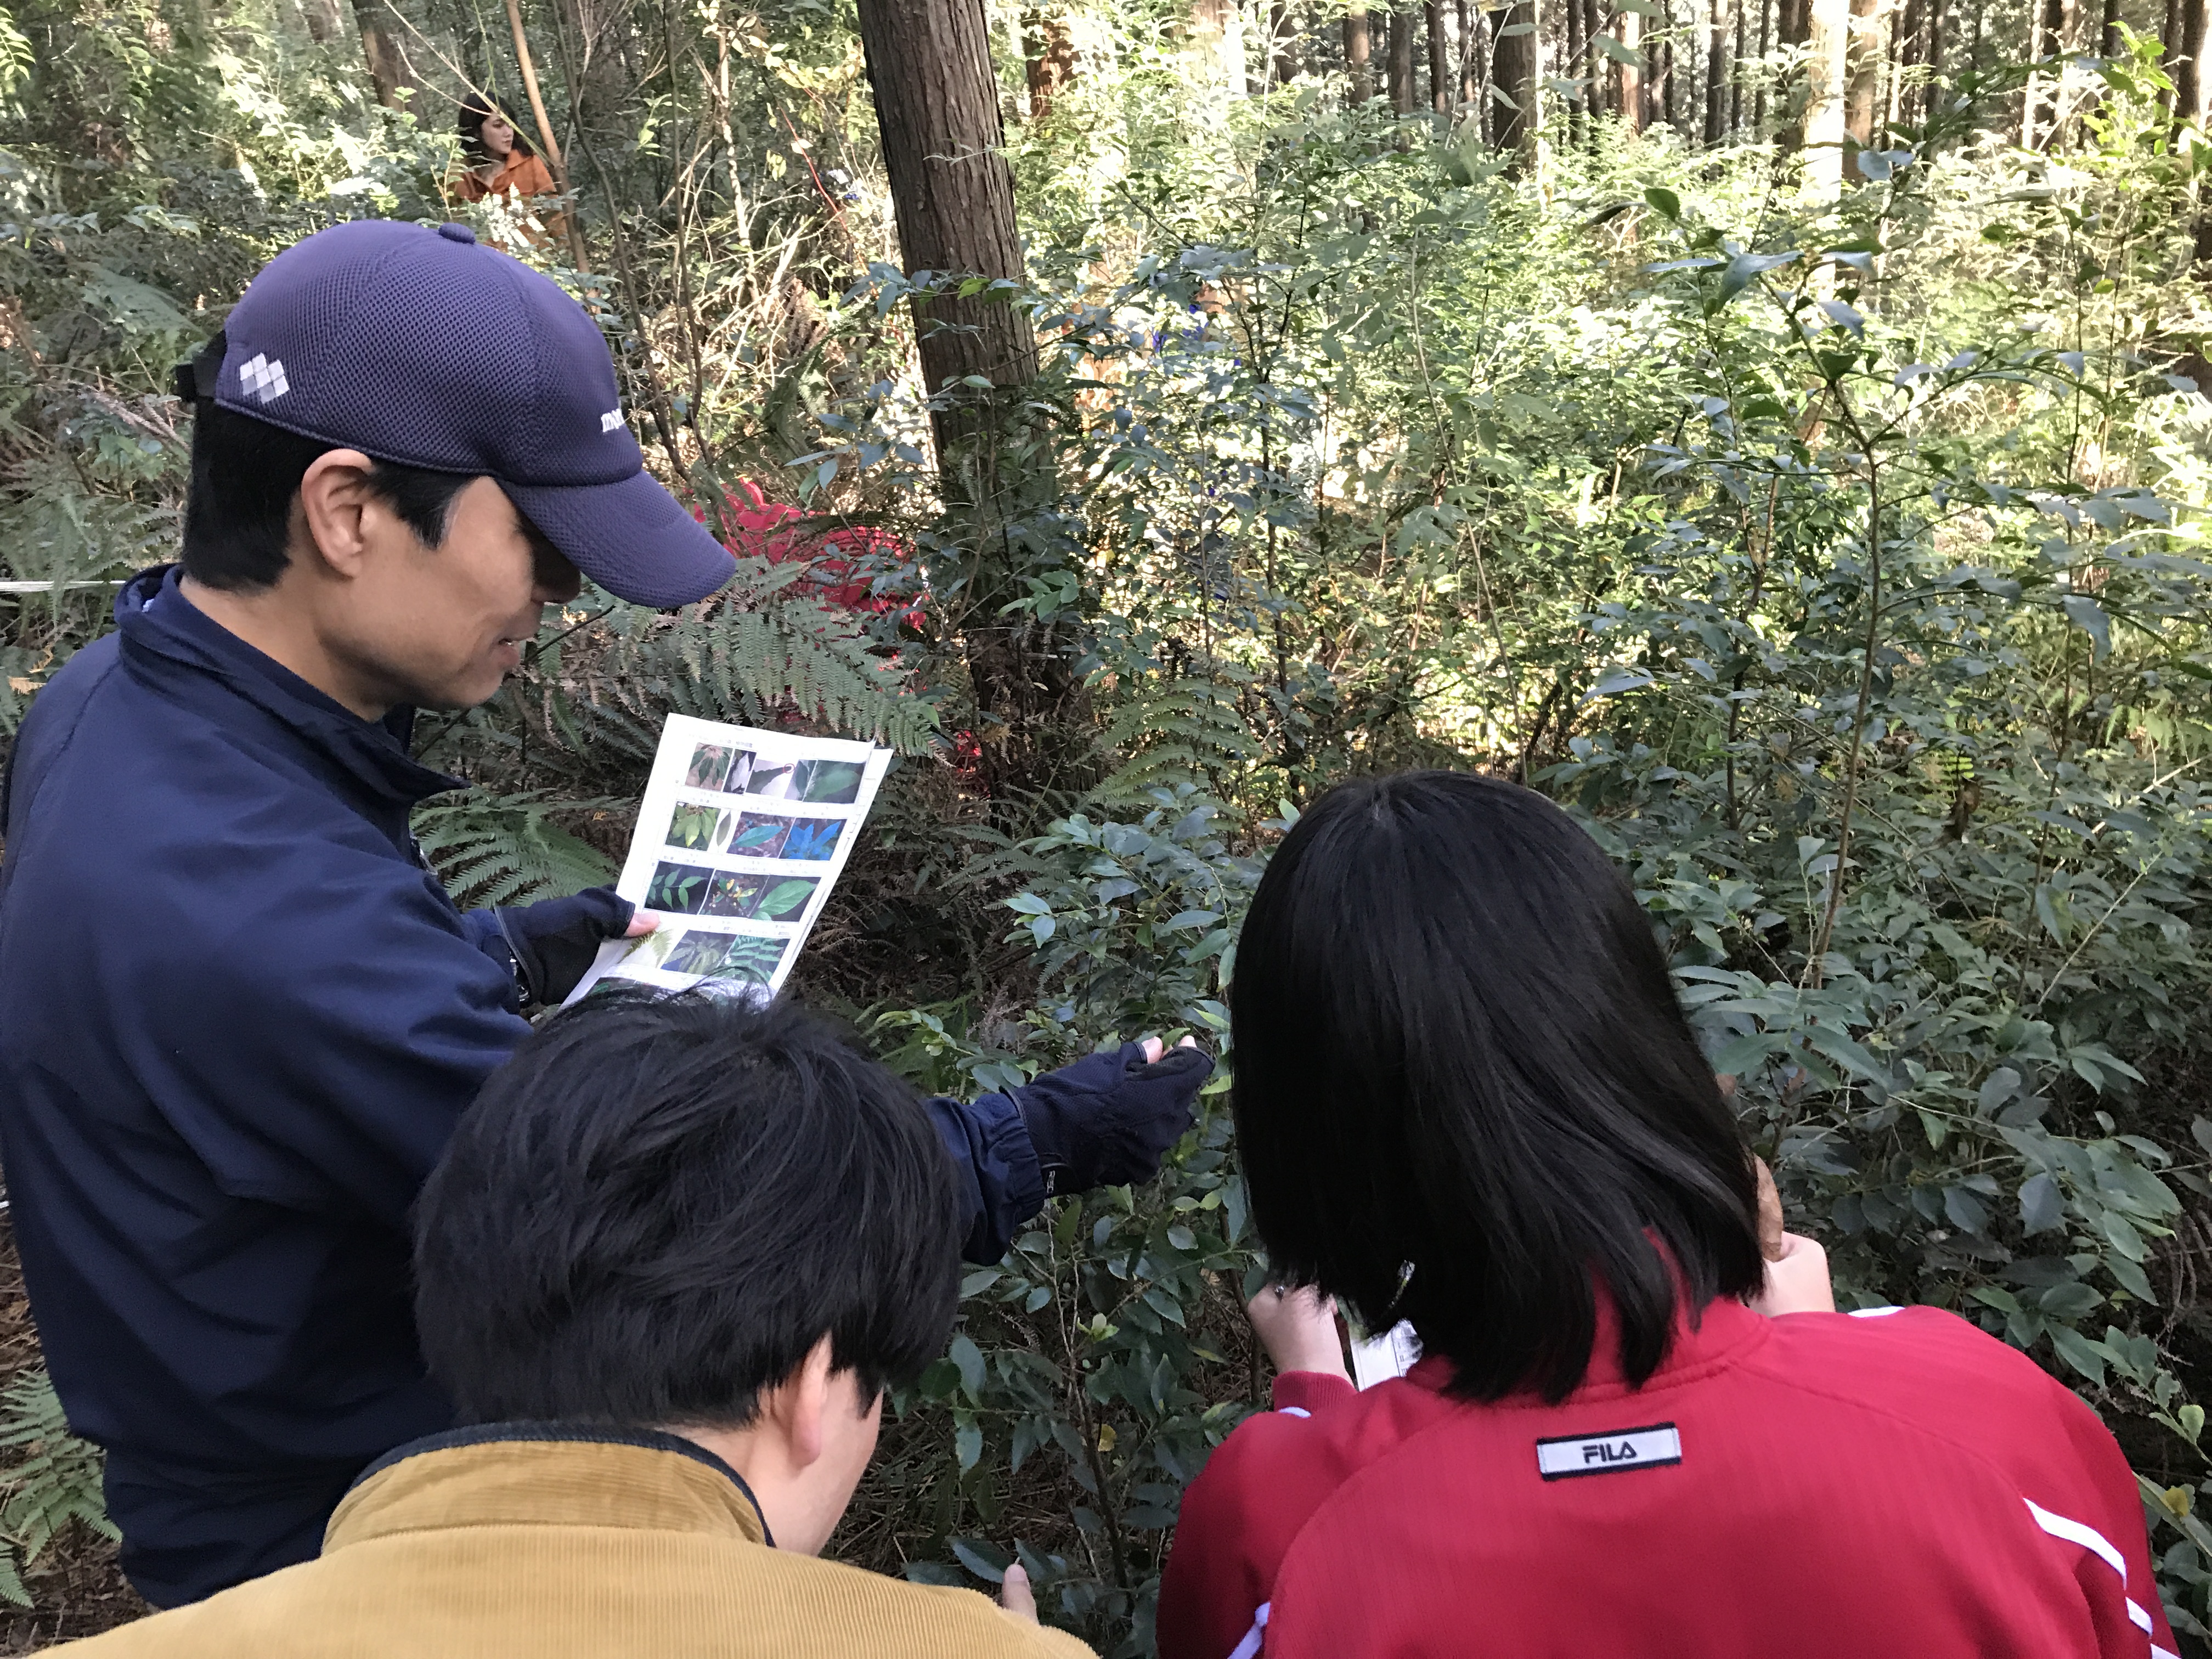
(479, 115, 515, 157)
(323, 476, 580, 712)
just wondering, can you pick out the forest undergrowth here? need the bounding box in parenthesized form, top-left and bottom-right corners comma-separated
(14, 0, 2212, 1648)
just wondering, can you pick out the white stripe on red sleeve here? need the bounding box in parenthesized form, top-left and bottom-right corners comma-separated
(2023, 1498, 2168, 1655)
(1226, 1600, 1271, 1659)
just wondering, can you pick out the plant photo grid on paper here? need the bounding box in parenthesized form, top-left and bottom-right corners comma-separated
(710, 934, 787, 985)
(683, 743, 735, 792)
(780, 818, 843, 861)
(645, 861, 716, 915)
(663, 929, 739, 975)
(706, 873, 766, 917)
(665, 802, 724, 851)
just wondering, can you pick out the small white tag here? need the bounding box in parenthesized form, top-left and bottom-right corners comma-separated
(600, 408, 624, 432)
(1536, 1422, 1681, 1480)
(238, 353, 290, 404)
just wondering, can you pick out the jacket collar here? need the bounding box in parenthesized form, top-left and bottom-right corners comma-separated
(1407, 1287, 1772, 1405)
(329, 1421, 774, 1553)
(114, 563, 465, 812)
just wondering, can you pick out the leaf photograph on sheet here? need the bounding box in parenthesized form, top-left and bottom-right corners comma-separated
(646, 861, 716, 915)
(780, 817, 843, 861)
(613, 928, 676, 972)
(663, 929, 737, 975)
(715, 750, 760, 795)
(704, 873, 765, 917)
(727, 812, 797, 857)
(665, 802, 723, 851)
(792, 759, 866, 804)
(684, 743, 735, 791)
(707, 934, 787, 985)
(741, 760, 797, 800)
(748, 876, 817, 923)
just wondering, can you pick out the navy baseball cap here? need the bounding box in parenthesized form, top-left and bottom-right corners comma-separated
(208, 218, 734, 609)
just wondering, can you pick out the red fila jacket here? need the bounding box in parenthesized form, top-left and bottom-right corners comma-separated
(1157, 1295, 2174, 1659)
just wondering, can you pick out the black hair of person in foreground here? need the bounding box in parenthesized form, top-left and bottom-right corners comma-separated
(1232, 769, 1766, 1401)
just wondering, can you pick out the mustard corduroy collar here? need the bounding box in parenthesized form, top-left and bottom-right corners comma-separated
(326, 1423, 773, 1553)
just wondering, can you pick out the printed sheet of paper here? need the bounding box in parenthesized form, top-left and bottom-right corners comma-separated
(565, 714, 891, 1006)
(1350, 1321, 1421, 1390)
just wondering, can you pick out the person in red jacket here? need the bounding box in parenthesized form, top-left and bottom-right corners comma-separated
(1157, 770, 2176, 1659)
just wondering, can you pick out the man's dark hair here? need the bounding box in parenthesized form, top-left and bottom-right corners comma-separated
(1229, 770, 1763, 1404)
(178, 331, 477, 591)
(414, 991, 963, 1429)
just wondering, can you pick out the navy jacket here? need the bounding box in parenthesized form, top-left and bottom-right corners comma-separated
(0, 568, 1043, 1490)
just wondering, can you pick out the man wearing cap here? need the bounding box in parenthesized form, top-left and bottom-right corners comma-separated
(0, 219, 1212, 1608)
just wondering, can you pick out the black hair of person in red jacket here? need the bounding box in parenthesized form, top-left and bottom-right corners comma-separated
(1159, 770, 2174, 1659)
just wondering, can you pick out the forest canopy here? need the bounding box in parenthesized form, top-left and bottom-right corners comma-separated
(12, 0, 2212, 1645)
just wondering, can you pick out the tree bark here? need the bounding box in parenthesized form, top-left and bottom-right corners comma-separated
(1804, 0, 1847, 196)
(302, 0, 342, 46)
(1705, 0, 1728, 139)
(1269, 0, 1299, 82)
(1567, 0, 1589, 136)
(2165, 0, 2186, 118)
(1619, 4, 1645, 131)
(1459, 0, 1482, 104)
(1843, 0, 1881, 148)
(1346, 7, 1374, 99)
(857, 0, 1090, 799)
(1492, 0, 1539, 151)
(1389, 3, 1417, 111)
(1023, 8, 1076, 116)
(501, 0, 589, 267)
(355, 0, 417, 108)
(2176, 0, 2204, 132)
(1190, 0, 1245, 89)
(1752, 0, 1769, 131)
(1428, 0, 1452, 109)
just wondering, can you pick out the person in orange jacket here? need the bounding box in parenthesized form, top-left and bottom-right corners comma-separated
(454, 95, 569, 246)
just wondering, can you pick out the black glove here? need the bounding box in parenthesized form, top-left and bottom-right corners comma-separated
(493, 886, 635, 1005)
(1009, 1041, 1215, 1197)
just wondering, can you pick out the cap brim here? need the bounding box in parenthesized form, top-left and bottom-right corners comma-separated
(504, 470, 736, 609)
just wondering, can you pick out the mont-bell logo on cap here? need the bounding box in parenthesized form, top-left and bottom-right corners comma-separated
(600, 408, 625, 434)
(238, 353, 289, 405)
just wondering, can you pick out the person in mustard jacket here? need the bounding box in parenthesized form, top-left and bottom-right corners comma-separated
(47, 992, 1092, 1659)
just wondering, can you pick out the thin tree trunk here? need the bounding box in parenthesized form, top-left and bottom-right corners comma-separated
(1620, 3, 1646, 130)
(1844, 0, 1881, 148)
(1568, 0, 1589, 137)
(1428, 0, 1452, 108)
(1897, 0, 1922, 126)
(1493, 0, 1539, 151)
(1191, 0, 1245, 89)
(1270, 0, 1299, 82)
(855, 0, 1092, 798)
(1737, 0, 1752, 129)
(1346, 7, 1374, 99)
(1389, 3, 1417, 111)
(1023, 8, 1076, 116)
(1705, 0, 1728, 138)
(1747, 0, 1764, 131)
(502, 0, 588, 267)
(1925, 0, 1945, 131)
(2164, 0, 2186, 117)
(355, 0, 417, 108)
(1459, 0, 1482, 103)
(1804, 0, 1848, 194)
(1661, 24, 1678, 127)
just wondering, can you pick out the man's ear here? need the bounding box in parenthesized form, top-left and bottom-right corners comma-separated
(756, 1334, 836, 1474)
(293, 449, 382, 580)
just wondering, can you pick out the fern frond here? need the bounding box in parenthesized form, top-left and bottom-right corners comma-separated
(586, 593, 939, 753)
(1088, 677, 1263, 807)
(411, 792, 623, 907)
(0, 1368, 114, 1584)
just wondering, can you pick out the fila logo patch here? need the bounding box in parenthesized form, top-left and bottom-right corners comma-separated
(1536, 1422, 1681, 1481)
(600, 408, 624, 433)
(238, 353, 289, 404)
